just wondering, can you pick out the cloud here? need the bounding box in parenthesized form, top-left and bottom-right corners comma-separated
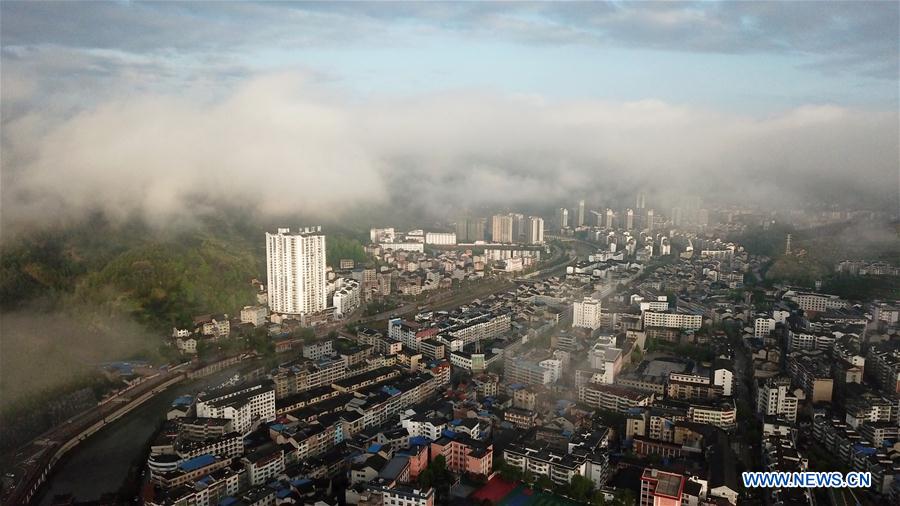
(2, 1, 897, 81)
(2, 73, 897, 231)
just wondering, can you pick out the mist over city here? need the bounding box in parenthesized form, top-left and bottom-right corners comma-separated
(1, 3, 898, 506)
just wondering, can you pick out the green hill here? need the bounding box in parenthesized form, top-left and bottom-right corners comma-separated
(73, 236, 260, 331)
(1, 215, 264, 331)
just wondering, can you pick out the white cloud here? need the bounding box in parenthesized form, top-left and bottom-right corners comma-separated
(2, 72, 896, 230)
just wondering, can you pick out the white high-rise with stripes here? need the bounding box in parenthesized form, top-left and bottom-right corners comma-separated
(266, 227, 327, 315)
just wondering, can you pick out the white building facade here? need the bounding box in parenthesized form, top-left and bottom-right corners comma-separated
(574, 297, 603, 330)
(266, 227, 327, 315)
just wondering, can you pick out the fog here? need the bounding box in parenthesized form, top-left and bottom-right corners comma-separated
(0, 308, 158, 408)
(2, 73, 897, 233)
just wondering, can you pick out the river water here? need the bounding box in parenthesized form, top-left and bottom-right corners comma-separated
(37, 364, 256, 505)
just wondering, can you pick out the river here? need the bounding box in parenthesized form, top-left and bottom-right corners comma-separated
(37, 363, 259, 505)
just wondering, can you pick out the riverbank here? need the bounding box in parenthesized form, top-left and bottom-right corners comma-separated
(33, 360, 262, 505)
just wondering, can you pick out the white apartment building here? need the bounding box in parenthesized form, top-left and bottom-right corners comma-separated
(638, 296, 670, 313)
(558, 208, 569, 228)
(266, 227, 327, 315)
(773, 309, 791, 323)
(376, 485, 434, 506)
(712, 366, 735, 397)
(492, 214, 515, 243)
(525, 216, 544, 244)
(380, 242, 425, 252)
(687, 401, 737, 431)
(172, 328, 192, 338)
(642, 311, 702, 330)
(401, 416, 447, 441)
(196, 381, 276, 434)
(754, 317, 776, 338)
(787, 330, 836, 352)
(784, 291, 847, 313)
(303, 340, 334, 360)
(370, 228, 396, 243)
(574, 297, 603, 330)
(425, 232, 457, 245)
(588, 338, 622, 384)
(332, 278, 361, 319)
(240, 306, 268, 327)
(242, 449, 285, 486)
(538, 358, 562, 383)
(756, 377, 798, 423)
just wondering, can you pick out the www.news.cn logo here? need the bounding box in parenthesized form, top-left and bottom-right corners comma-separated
(742, 471, 872, 489)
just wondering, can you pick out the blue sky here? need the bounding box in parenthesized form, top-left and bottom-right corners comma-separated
(1, 1, 897, 224)
(2, 1, 896, 113)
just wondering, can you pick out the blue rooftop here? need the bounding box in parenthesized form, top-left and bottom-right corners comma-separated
(441, 428, 457, 439)
(180, 454, 216, 472)
(276, 489, 292, 499)
(409, 436, 430, 447)
(172, 395, 193, 407)
(219, 498, 238, 506)
(382, 386, 401, 396)
(852, 444, 877, 455)
(367, 443, 383, 453)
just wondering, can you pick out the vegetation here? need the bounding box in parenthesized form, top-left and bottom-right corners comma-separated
(326, 236, 367, 267)
(764, 254, 829, 286)
(364, 298, 400, 316)
(645, 338, 715, 363)
(417, 455, 452, 502)
(821, 274, 900, 302)
(568, 475, 594, 502)
(74, 237, 259, 331)
(737, 218, 899, 296)
(733, 223, 794, 257)
(0, 369, 120, 453)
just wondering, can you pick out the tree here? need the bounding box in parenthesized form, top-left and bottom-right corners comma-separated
(613, 488, 636, 506)
(418, 455, 451, 500)
(535, 475, 553, 492)
(499, 463, 522, 482)
(417, 467, 434, 489)
(569, 475, 595, 502)
(523, 469, 534, 484)
(631, 346, 643, 364)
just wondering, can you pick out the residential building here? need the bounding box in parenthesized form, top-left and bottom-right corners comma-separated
(333, 278, 361, 319)
(643, 311, 702, 330)
(425, 232, 456, 245)
(491, 214, 515, 243)
(557, 208, 569, 229)
(195, 380, 276, 434)
(240, 306, 268, 327)
(756, 377, 798, 423)
(574, 297, 603, 330)
(266, 227, 327, 315)
(640, 468, 685, 506)
(525, 216, 545, 244)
